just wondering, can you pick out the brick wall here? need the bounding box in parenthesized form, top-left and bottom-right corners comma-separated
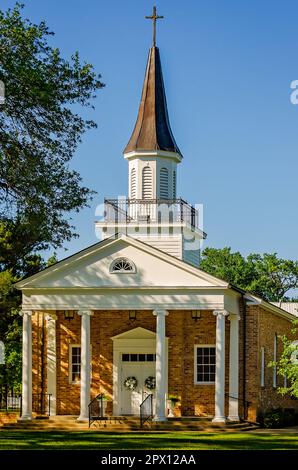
(257, 307, 297, 418)
(245, 305, 298, 421)
(32, 312, 47, 398)
(31, 306, 298, 420)
(33, 310, 230, 417)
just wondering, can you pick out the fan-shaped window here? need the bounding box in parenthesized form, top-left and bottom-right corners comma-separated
(130, 168, 136, 199)
(173, 170, 176, 199)
(142, 166, 152, 199)
(110, 258, 136, 274)
(160, 167, 169, 199)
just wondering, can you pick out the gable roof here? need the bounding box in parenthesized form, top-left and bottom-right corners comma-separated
(15, 233, 229, 289)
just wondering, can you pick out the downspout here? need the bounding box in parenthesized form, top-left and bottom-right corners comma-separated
(241, 294, 247, 420)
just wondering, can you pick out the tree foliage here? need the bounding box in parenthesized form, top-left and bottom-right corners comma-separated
(268, 321, 298, 399)
(200, 247, 298, 302)
(0, 250, 57, 391)
(0, 3, 103, 389)
(0, 3, 104, 261)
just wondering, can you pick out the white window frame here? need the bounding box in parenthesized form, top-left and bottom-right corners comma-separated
(0, 340, 5, 365)
(273, 334, 277, 388)
(291, 340, 298, 364)
(69, 344, 81, 385)
(284, 374, 287, 388)
(260, 347, 265, 387)
(194, 344, 216, 385)
(69, 344, 92, 385)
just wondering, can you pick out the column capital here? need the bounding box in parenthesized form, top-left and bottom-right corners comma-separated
(153, 309, 169, 317)
(77, 310, 94, 317)
(19, 310, 33, 317)
(228, 313, 241, 322)
(213, 309, 229, 318)
(45, 313, 58, 321)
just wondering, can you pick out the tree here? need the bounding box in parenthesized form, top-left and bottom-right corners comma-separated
(0, 2, 103, 390)
(200, 248, 298, 302)
(0, 3, 104, 265)
(199, 247, 252, 289)
(268, 321, 298, 399)
(0, 252, 57, 392)
(246, 254, 298, 302)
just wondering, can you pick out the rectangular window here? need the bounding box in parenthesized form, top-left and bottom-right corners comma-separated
(195, 346, 216, 384)
(121, 353, 156, 362)
(71, 346, 81, 383)
(69, 345, 92, 384)
(273, 334, 277, 388)
(260, 347, 265, 387)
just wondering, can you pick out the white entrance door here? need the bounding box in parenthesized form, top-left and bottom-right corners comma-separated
(120, 353, 156, 415)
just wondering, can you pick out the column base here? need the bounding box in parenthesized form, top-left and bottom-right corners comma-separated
(77, 416, 89, 422)
(20, 415, 32, 421)
(153, 416, 168, 422)
(227, 415, 240, 422)
(212, 416, 226, 423)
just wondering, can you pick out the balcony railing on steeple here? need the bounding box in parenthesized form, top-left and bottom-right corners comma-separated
(103, 198, 199, 229)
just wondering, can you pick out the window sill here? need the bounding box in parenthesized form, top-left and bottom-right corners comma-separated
(194, 382, 215, 386)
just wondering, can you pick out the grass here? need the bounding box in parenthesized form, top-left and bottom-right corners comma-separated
(0, 431, 297, 450)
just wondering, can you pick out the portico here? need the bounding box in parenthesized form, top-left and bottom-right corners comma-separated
(17, 235, 241, 423)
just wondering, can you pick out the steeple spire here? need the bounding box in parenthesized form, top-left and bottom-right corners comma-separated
(124, 10, 182, 158)
(145, 6, 164, 47)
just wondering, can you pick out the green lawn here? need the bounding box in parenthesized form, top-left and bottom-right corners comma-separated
(0, 431, 297, 450)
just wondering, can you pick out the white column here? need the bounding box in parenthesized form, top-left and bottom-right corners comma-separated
(20, 310, 33, 420)
(228, 314, 240, 421)
(46, 314, 57, 416)
(212, 309, 228, 423)
(153, 309, 168, 421)
(77, 310, 93, 422)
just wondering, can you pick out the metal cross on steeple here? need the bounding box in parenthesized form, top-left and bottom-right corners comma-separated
(145, 6, 164, 47)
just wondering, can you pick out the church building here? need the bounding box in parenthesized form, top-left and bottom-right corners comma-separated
(16, 9, 298, 425)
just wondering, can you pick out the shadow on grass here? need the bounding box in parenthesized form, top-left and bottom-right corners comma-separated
(0, 432, 298, 450)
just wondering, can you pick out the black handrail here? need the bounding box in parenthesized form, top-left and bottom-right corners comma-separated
(140, 393, 153, 428)
(88, 393, 107, 428)
(104, 197, 200, 229)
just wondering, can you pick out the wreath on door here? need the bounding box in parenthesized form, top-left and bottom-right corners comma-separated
(145, 376, 156, 390)
(123, 376, 138, 390)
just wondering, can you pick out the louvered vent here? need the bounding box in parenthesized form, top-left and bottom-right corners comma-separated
(160, 167, 169, 199)
(173, 170, 176, 198)
(130, 168, 136, 199)
(142, 166, 152, 199)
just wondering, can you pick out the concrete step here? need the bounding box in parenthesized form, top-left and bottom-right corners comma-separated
(2, 416, 259, 433)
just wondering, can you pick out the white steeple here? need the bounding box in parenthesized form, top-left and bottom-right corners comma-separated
(96, 10, 206, 266)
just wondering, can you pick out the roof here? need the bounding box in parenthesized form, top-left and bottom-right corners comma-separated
(272, 302, 298, 317)
(123, 46, 182, 157)
(15, 233, 228, 290)
(14, 233, 297, 322)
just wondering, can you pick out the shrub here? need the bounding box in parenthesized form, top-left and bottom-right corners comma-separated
(262, 408, 298, 428)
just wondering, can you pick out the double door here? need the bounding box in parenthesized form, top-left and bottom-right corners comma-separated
(120, 359, 156, 415)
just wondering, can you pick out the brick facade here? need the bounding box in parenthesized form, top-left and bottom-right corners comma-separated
(31, 306, 298, 422)
(245, 306, 297, 421)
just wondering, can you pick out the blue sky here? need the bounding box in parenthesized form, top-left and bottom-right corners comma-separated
(3, 0, 298, 261)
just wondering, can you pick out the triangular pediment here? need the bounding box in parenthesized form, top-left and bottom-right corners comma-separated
(112, 327, 155, 340)
(15, 234, 228, 290)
